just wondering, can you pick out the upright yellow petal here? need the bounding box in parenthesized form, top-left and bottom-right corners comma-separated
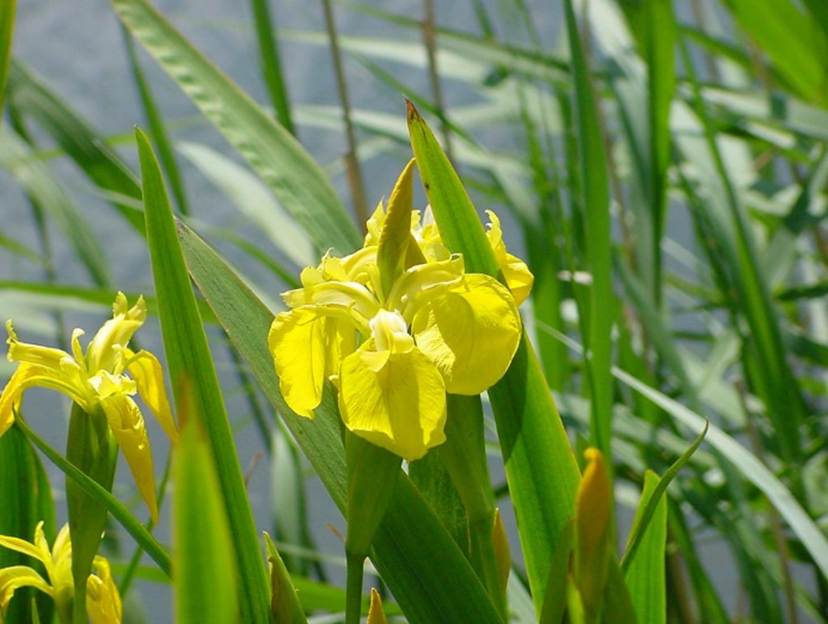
(87, 557, 122, 624)
(0, 566, 53, 613)
(86, 293, 147, 373)
(367, 588, 389, 624)
(49, 525, 74, 610)
(268, 308, 329, 418)
(99, 393, 158, 522)
(485, 211, 533, 305)
(125, 349, 178, 443)
(338, 342, 447, 461)
(411, 274, 521, 395)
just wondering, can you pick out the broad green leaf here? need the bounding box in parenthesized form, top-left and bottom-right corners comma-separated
(15, 418, 171, 576)
(177, 223, 502, 624)
(113, 0, 361, 254)
(539, 520, 574, 624)
(722, 0, 828, 107)
(563, 0, 614, 461)
(136, 129, 271, 622)
(7, 61, 144, 233)
(178, 141, 315, 268)
(407, 103, 580, 610)
(174, 418, 239, 624)
(0, 0, 15, 118)
(624, 472, 667, 624)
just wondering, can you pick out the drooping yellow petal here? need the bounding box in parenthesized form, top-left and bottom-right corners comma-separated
(124, 349, 178, 443)
(99, 392, 158, 522)
(268, 308, 330, 418)
(0, 533, 50, 570)
(86, 293, 147, 373)
(0, 565, 53, 613)
(338, 341, 447, 461)
(411, 274, 521, 394)
(87, 556, 122, 624)
(0, 363, 90, 436)
(485, 211, 534, 305)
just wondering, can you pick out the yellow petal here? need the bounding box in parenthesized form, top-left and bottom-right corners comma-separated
(0, 532, 50, 570)
(0, 363, 89, 436)
(0, 565, 53, 612)
(87, 556, 122, 624)
(411, 274, 521, 394)
(574, 448, 611, 612)
(485, 211, 533, 305)
(501, 253, 534, 306)
(367, 588, 389, 624)
(338, 342, 446, 461)
(86, 293, 147, 373)
(99, 393, 158, 522)
(268, 308, 330, 418)
(125, 349, 178, 443)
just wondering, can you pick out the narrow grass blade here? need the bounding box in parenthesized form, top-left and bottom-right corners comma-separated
(113, 0, 361, 254)
(623, 472, 667, 624)
(174, 416, 239, 624)
(136, 129, 270, 622)
(621, 426, 706, 572)
(249, 0, 295, 134)
(562, 0, 613, 459)
(122, 26, 189, 215)
(177, 223, 502, 624)
(407, 102, 580, 610)
(0, 426, 55, 623)
(15, 417, 171, 576)
(7, 61, 144, 233)
(0, 128, 111, 287)
(0, 0, 15, 118)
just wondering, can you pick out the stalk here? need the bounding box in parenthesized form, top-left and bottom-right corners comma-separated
(345, 553, 365, 624)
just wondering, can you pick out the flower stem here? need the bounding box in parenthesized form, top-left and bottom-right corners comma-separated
(345, 552, 365, 624)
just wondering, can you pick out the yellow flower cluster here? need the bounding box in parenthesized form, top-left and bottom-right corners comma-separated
(269, 164, 533, 460)
(0, 522, 121, 623)
(0, 293, 177, 521)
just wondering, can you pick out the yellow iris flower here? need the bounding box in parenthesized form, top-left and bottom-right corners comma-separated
(0, 522, 121, 624)
(0, 293, 177, 521)
(269, 183, 527, 460)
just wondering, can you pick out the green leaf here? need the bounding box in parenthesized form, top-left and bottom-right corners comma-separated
(722, 0, 828, 106)
(621, 423, 707, 571)
(249, 0, 295, 134)
(7, 61, 144, 233)
(174, 417, 239, 624)
(263, 532, 306, 624)
(15, 417, 171, 576)
(407, 102, 580, 610)
(178, 141, 315, 268)
(122, 26, 189, 215)
(0, 128, 111, 287)
(563, 0, 613, 461)
(136, 128, 270, 622)
(0, 425, 54, 624)
(624, 472, 667, 624)
(539, 520, 574, 624)
(0, 0, 15, 118)
(113, 0, 361, 254)
(177, 223, 502, 624)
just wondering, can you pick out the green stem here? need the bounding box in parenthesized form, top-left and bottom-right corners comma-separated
(345, 552, 364, 624)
